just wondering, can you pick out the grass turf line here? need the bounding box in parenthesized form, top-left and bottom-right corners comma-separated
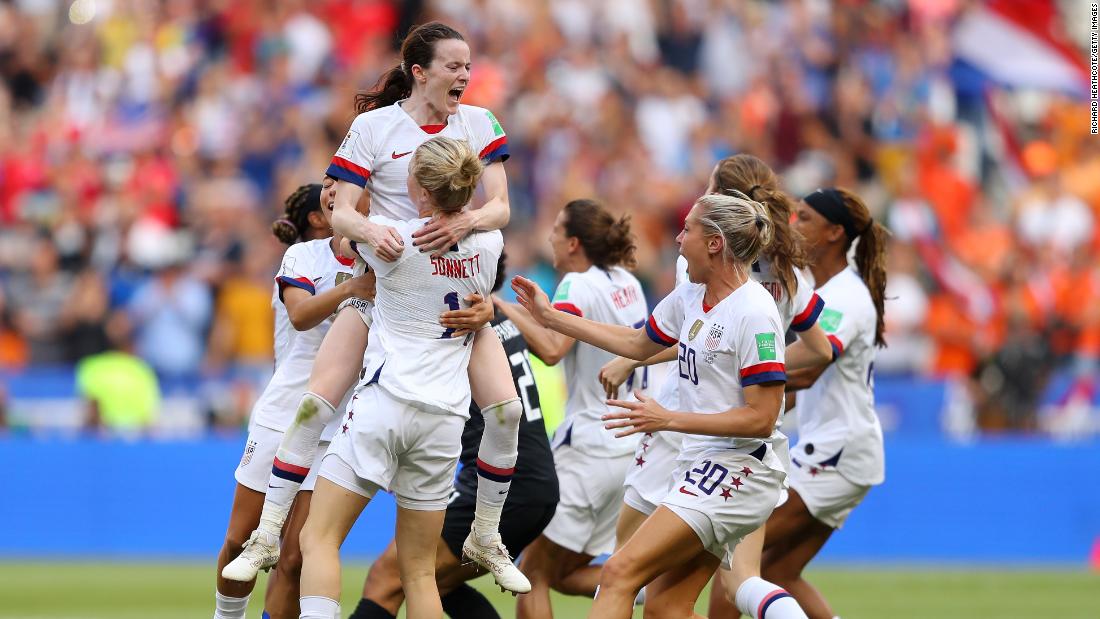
(0, 562, 1096, 618)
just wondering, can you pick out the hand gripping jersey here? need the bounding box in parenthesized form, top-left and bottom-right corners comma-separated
(454, 309, 559, 505)
(551, 265, 649, 457)
(351, 216, 503, 416)
(327, 102, 509, 221)
(645, 279, 787, 462)
(790, 267, 885, 486)
(251, 238, 355, 439)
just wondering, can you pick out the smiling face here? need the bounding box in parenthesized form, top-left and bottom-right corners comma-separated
(413, 38, 471, 117)
(318, 176, 336, 226)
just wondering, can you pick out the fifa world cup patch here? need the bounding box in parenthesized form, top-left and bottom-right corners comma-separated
(819, 308, 844, 333)
(486, 110, 505, 137)
(335, 272, 351, 286)
(755, 333, 777, 361)
(337, 129, 360, 157)
(552, 281, 571, 301)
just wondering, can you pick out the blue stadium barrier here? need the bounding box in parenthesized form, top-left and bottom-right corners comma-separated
(2, 435, 1098, 563)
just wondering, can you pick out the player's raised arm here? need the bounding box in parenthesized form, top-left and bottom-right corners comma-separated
(511, 275, 664, 362)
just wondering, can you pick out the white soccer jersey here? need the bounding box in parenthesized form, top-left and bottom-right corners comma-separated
(551, 265, 649, 457)
(326, 102, 509, 220)
(351, 216, 503, 417)
(646, 280, 787, 460)
(790, 267, 884, 486)
(674, 255, 824, 333)
(251, 238, 356, 439)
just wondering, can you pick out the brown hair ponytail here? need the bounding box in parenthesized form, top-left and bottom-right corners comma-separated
(711, 154, 807, 300)
(562, 199, 637, 270)
(272, 184, 323, 245)
(355, 22, 465, 113)
(836, 188, 889, 348)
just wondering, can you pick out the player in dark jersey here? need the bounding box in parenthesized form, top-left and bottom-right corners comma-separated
(348, 253, 559, 619)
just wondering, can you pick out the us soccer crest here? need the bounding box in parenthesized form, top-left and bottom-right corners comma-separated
(688, 319, 705, 341)
(704, 324, 724, 351)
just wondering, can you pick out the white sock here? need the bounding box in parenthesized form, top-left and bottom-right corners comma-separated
(735, 576, 807, 619)
(472, 398, 521, 540)
(299, 595, 340, 619)
(213, 591, 249, 619)
(257, 392, 334, 538)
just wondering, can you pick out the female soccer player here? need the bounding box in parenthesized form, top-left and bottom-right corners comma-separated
(494, 199, 648, 619)
(225, 21, 528, 594)
(213, 178, 373, 619)
(297, 137, 504, 619)
(758, 188, 888, 619)
(601, 155, 829, 618)
(347, 253, 560, 619)
(512, 192, 791, 619)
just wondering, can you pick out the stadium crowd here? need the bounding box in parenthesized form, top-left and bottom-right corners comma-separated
(0, 0, 1096, 433)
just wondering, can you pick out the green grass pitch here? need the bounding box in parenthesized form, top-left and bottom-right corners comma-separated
(0, 562, 1096, 618)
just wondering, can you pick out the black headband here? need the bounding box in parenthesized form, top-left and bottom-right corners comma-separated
(307, 183, 323, 209)
(804, 188, 860, 240)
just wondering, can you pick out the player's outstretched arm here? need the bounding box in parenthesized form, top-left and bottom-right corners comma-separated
(511, 275, 664, 362)
(494, 295, 575, 366)
(603, 383, 784, 439)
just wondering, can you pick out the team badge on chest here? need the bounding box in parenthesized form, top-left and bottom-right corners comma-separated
(704, 324, 725, 351)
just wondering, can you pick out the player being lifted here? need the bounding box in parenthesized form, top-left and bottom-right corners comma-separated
(494, 199, 648, 619)
(213, 179, 373, 619)
(224, 21, 528, 595)
(512, 193, 796, 619)
(296, 136, 504, 619)
(348, 253, 560, 619)
(755, 188, 888, 619)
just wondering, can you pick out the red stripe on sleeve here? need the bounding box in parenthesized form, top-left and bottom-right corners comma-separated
(478, 136, 508, 159)
(740, 362, 787, 378)
(330, 156, 371, 180)
(553, 302, 583, 317)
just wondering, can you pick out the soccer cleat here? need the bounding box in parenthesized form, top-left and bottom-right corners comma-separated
(461, 532, 531, 594)
(222, 530, 280, 582)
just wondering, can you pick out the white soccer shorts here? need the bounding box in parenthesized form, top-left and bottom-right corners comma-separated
(234, 423, 328, 493)
(623, 431, 681, 517)
(322, 384, 464, 511)
(661, 446, 785, 560)
(788, 456, 870, 529)
(541, 444, 632, 556)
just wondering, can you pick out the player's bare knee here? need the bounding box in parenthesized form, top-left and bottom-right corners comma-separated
(598, 555, 640, 593)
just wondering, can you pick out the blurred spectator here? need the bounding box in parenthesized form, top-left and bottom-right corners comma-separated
(205, 243, 279, 371)
(76, 326, 160, 434)
(6, 234, 71, 364)
(0, 0, 1094, 435)
(127, 253, 212, 378)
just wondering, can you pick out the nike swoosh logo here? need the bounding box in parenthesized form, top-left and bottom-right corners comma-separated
(391, 150, 412, 159)
(497, 490, 509, 495)
(678, 486, 698, 497)
(268, 484, 284, 489)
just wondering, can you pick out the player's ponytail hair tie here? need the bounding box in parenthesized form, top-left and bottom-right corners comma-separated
(400, 61, 407, 74)
(754, 214, 765, 230)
